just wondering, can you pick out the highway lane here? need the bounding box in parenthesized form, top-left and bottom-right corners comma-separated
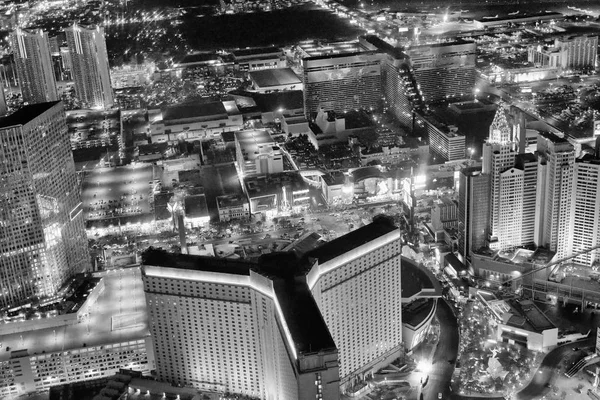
(423, 299, 460, 400)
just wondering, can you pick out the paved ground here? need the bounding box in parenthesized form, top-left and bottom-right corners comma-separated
(81, 165, 154, 224)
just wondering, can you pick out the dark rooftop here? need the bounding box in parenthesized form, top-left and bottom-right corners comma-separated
(304, 216, 397, 265)
(184, 194, 209, 219)
(350, 166, 383, 183)
(401, 257, 441, 299)
(402, 298, 435, 328)
(258, 252, 336, 354)
(142, 248, 255, 277)
(162, 102, 227, 121)
(177, 52, 221, 65)
(249, 68, 301, 88)
(252, 91, 304, 113)
(0, 101, 61, 129)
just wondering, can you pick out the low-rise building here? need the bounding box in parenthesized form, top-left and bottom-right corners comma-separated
(216, 194, 250, 222)
(474, 290, 558, 352)
(235, 130, 284, 176)
(248, 67, 302, 93)
(150, 101, 243, 143)
(0, 269, 152, 398)
(321, 171, 351, 205)
(231, 47, 287, 72)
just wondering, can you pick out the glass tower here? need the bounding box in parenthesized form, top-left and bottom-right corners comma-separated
(0, 101, 89, 307)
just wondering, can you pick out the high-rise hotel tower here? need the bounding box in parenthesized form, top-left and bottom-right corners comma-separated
(0, 102, 90, 307)
(142, 218, 403, 399)
(10, 28, 58, 105)
(65, 24, 113, 110)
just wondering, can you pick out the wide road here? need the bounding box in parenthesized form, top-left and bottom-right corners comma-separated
(423, 299, 459, 400)
(515, 337, 595, 400)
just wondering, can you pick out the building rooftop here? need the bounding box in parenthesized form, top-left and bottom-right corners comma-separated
(244, 172, 307, 199)
(0, 101, 61, 129)
(216, 194, 247, 209)
(235, 129, 277, 161)
(249, 68, 301, 88)
(184, 194, 209, 219)
(304, 216, 397, 265)
(142, 248, 255, 277)
(231, 46, 282, 58)
(176, 52, 221, 66)
(0, 269, 149, 362)
(322, 171, 346, 186)
(402, 298, 435, 328)
(162, 102, 228, 122)
(506, 299, 556, 333)
(401, 257, 442, 299)
(297, 39, 362, 58)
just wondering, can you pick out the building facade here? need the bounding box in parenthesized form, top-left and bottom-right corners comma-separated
(142, 218, 404, 398)
(405, 41, 476, 103)
(0, 102, 89, 307)
(458, 167, 490, 261)
(568, 156, 600, 266)
(65, 24, 113, 109)
(535, 132, 575, 257)
(483, 104, 518, 250)
(555, 35, 598, 70)
(10, 28, 58, 105)
(302, 51, 383, 116)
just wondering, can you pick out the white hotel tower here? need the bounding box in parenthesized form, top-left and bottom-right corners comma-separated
(142, 218, 404, 399)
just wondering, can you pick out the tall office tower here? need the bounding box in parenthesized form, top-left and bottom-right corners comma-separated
(535, 132, 575, 257)
(10, 28, 58, 105)
(458, 167, 490, 261)
(482, 104, 520, 250)
(555, 35, 598, 70)
(65, 24, 113, 109)
(0, 102, 89, 307)
(142, 218, 403, 399)
(568, 156, 600, 266)
(302, 51, 383, 116)
(515, 153, 538, 247)
(404, 40, 476, 103)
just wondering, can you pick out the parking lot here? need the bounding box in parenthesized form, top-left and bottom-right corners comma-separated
(81, 164, 154, 225)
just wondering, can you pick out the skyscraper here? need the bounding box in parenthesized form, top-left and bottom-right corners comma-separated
(515, 153, 538, 247)
(10, 28, 58, 105)
(483, 104, 520, 250)
(535, 132, 575, 257)
(302, 51, 383, 116)
(458, 167, 490, 261)
(0, 102, 89, 307)
(569, 156, 600, 266)
(404, 40, 476, 103)
(65, 24, 113, 109)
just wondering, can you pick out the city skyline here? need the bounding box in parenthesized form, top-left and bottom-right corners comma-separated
(1, 0, 600, 399)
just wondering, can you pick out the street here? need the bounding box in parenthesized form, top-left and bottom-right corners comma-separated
(423, 299, 459, 400)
